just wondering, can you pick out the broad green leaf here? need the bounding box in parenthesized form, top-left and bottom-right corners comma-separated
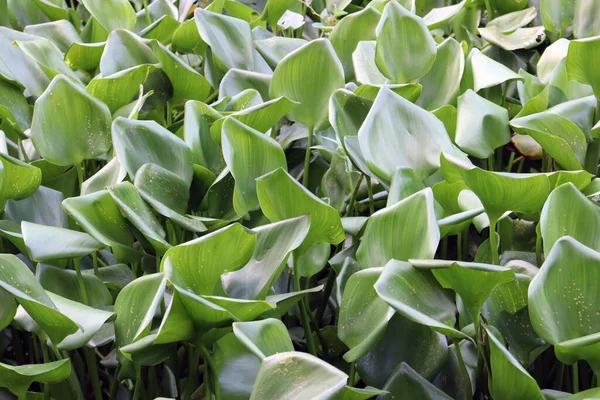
(65, 42, 105, 72)
(86, 64, 157, 113)
(183, 100, 225, 174)
(417, 37, 464, 110)
(256, 168, 345, 254)
(222, 117, 287, 216)
(329, 8, 381, 81)
(357, 188, 439, 268)
(573, 0, 600, 39)
(23, 20, 78, 55)
(478, 26, 546, 51)
(353, 83, 422, 103)
(15, 38, 81, 83)
(112, 117, 193, 184)
(107, 182, 170, 256)
(442, 153, 551, 220)
(220, 68, 271, 100)
(194, 8, 254, 72)
(374, 259, 464, 339)
(255, 37, 307, 69)
(0, 287, 16, 331)
(81, 157, 126, 195)
(119, 333, 174, 366)
(375, 1, 437, 83)
(162, 223, 256, 295)
(22, 221, 102, 261)
(455, 89, 510, 159)
(0, 79, 30, 138)
(0, 360, 71, 398)
(0, 254, 78, 344)
(47, 292, 114, 350)
(540, 0, 574, 35)
(330, 386, 388, 400)
(249, 351, 348, 400)
(31, 0, 69, 22)
(541, 182, 600, 257)
(356, 314, 448, 387)
(511, 111, 587, 170)
(423, 1, 467, 29)
(380, 362, 452, 399)
(411, 259, 515, 326)
(37, 263, 111, 307)
(62, 190, 139, 263)
(222, 216, 310, 300)
(529, 237, 600, 372)
(353, 41, 386, 85)
(269, 38, 344, 130)
(487, 7, 537, 32)
(566, 36, 600, 98)
(213, 333, 261, 400)
(99, 29, 156, 76)
(31, 75, 112, 166)
(338, 268, 394, 362)
(0, 153, 42, 208)
(82, 0, 136, 31)
(114, 273, 166, 378)
(537, 38, 570, 85)
(150, 40, 212, 105)
(484, 327, 545, 400)
(260, 0, 303, 28)
(232, 318, 294, 359)
(358, 87, 458, 184)
(6, 185, 67, 228)
(461, 48, 522, 93)
(134, 163, 208, 232)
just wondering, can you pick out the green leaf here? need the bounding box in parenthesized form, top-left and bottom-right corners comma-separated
(81, 0, 136, 31)
(114, 273, 166, 378)
(99, 29, 156, 76)
(232, 318, 294, 359)
(112, 117, 193, 184)
(0, 254, 78, 344)
(65, 42, 105, 71)
(212, 333, 261, 400)
(15, 38, 81, 83)
(62, 190, 139, 263)
(566, 36, 600, 99)
(256, 168, 345, 254)
(511, 112, 587, 170)
(249, 352, 348, 400)
(107, 181, 170, 256)
(411, 259, 515, 326)
(573, 0, 600, 39)
(329, 8, 381, 81)
(375, 1, 437, 83)
(194, 8, 254, 72)
(380, 362, 452, 399)
(0, 360, 71, 398)
(0, 153, 42, 208)
(461, 48, 522, 93)
(455, 89, 510, 159)
(417, 37, 464, 110)
(423, 0, 467, 29)
(269, 38, 344, 130)
(487, 7, 538, 32)
(31, 75, 112, 166)
(150, 40, 212, 105)
(162, 223, 256, 295)
(485, 326, 545, 400)
(255, 37, 307, 69)
(0, 79, 31, 138)
(478, 26, 546, 51)
(358, 87, 459, 184)
(22, 221, 103, 261)
(541, 182, 600, 257)
(541, 0, 574, 34)
(222, 117, 287, 216)
(222, 216, 310, 300)
(357, 188, 439, 268)
(374, 259, 464, 339)
(37, 263, 112, 307)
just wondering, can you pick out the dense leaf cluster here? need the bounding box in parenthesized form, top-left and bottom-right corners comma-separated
(1, 0, 600, 399)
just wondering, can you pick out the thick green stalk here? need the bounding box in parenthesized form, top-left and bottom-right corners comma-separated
(183, 344, 201, 400)
(302, 126, 315, 188)
(73, 258, 89, 305)
(51, 344, 84, 400)
(573, 363, 580, 393)
(489, 219, 499, 265)
(293, 256, 317, 356)
(39, 337, 50, 400)
(92, 251, 99, 277)
(109, 363, 122, 400)
(453, 340, 473, 398)
(199, 343, 222, 400)
(76, 163, 84, 194)
(84, 347, 103, 400)
(366, 176, 375, 214)
(348, 362, 356, 387)
(344, 174, 364, 217)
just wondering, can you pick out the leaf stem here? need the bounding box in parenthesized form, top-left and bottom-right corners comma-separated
(39, 336, 50, 400)
(535, 229, 543, 267)
(184, 343, 201, 400)
(348, 362, 356, 387)
(92, 251, 100, 277)
(73, 258, 89, 305)
(573, 363, 580, 393)
(489, 218, 499, 265)
(315, 268, 335, 327)
(293, 255, 318, 356)
(453, 340, 473, 398)
(109, 363, 121, 400)
(302, 125, 314, 188)
(76, 163, 84, 194)
(199, 343, 222, 400)
(506, 151, 515, 172)
(84, 346, 103, 400)
(366, 176, 374, 214)
(51, 344, 84, 400)
(133, 365, 143, 400)
(344, 174, 364, 217)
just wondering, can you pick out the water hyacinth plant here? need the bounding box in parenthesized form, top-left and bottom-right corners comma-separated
(1, 0, 600, 399)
